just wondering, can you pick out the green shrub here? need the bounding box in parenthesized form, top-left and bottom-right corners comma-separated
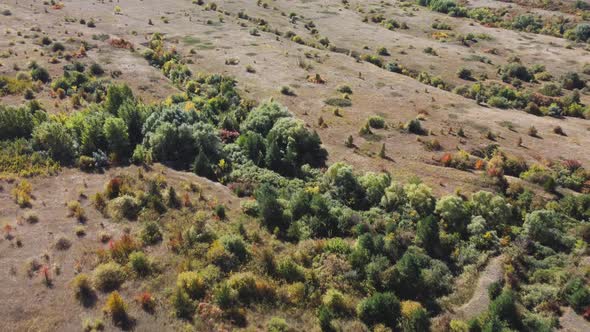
(367, 115, 385, 129)
(511, 14, 542, 32)
(487, 96, 510, 109)
(322, 289, 350, 316)
(177, 271, 206, 299)
(357, 292, 401, 328)
(107, 195, 139, 220)
(324, 97, 352, 107)
(457, 67, 472, 80)
(52, 42, 65, 52)
(219, 234, 249, 263)
(128, 251, 150, 276)
(489, 289, 518, 327)
(406, 118, 423, 134)
(561, 72, 585, 90)
(361, 54, 383, 67)
(336, 85, 353, 94)
(93, 262, 126, 291)
(564, 277, 590, 312)
(89, 63, 104, 76)
(267, 317, 289, 332)
(539, 83, 562, 97)
(140, 221, 162, 245)
(276, 258, 305, 283)
(31, 66, 50, 83)
(171, 287, 194, 319)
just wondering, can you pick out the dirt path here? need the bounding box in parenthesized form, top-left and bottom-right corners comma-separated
(454, 255, 505, 320)
(559, 307, 590, 332)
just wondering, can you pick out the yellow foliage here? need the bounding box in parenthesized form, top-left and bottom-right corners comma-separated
(305, 186, 320, 194)
(401, 300, 423, 318)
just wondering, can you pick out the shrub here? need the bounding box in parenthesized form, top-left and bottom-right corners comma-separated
(227, 272, 274, 304)
(12, 180, 32, 208)
(214, 204, 226, 219)
(265, 117, 327, 176)
(171, 287, 194, 319)
(386, 62, 402, 73)
(89, 63, 104, 76)
(400, 301, 430, 332)
(136, 291, 156, 312)
(501, 62, 533, 82)
(564, 277, 590, 312)
(103, 291, 128, 325)
(276, 258, 305, 283)
(368, 115, 386, 129)
(457, 67, 472, 80)
(177, 271, 206, 299)
(140, 221, 162, 245)
(323, 289, 350, 316)
(0, 105, 37, 140)
(561, 72, 585, 90)
(539, 83, 561, 97)
(93, 262, 126, 291)
(528, 126, 538, 137)
(377, 47, 390, 56)
(406, 118, 423, 134)
(72, 273, 95, 304)
(31, 66, 50, 83)
(219, 234, 249, 262)
(324, 97, 352, 107)
(52, 42, 65, 52)
(107, 195, 139, 220)
(361, 54, 383, 67)
(128, 251, 150, 276)
(241, 100, 290, 136)
(570, 23, 590, 42)
(54, 235, 72, 250)
(267, 317, 289, 332)
(280, 85, 295, 96)
(75, 226, 86, 237)
(489, 289, 518, 327)
(405, 183, 435, 216)
(67, 200, 86, 221)
(82, 318, 104, 332)
(357, 292, 401, 328)
(24, 211, 39, 224)
(487, 96, 510, 109)
(512, 14, 542, 32)
(336, 85, 353, 94)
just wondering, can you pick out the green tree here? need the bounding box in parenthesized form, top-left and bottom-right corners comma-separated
(256, 184, 288, 235)
(416, 215, 440, 256)
(324, 162, 368, 210)
(103, 117, 130, 161)
(435, 195, 470, 235)
(117, 100, 145, 146)
(32, 121, 76, 163)
(241, 100, 291, 136)
(104, 84, 134, 114)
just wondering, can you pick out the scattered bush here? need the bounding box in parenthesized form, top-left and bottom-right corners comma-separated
(103, 291, 129, 325)
(128, 251, 150, 276)
(93, 262, 126, 291)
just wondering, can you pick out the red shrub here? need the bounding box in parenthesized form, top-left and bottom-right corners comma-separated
(219, 129, 240, 143)
(440, 153, 453, 167)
